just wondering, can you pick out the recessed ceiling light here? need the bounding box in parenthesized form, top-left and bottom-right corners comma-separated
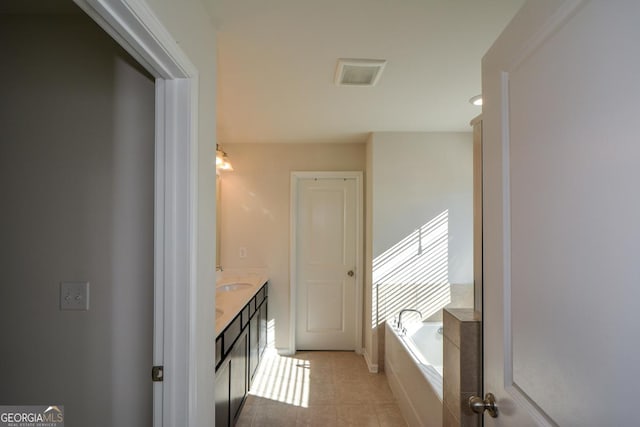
(335, 58, 387, 87)
(469, 95, 483, 106)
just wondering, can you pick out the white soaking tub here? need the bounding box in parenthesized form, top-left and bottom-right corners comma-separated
(385, 321, 443, 427)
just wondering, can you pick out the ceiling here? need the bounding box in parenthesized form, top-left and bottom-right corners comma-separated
(206, 0, 524, 144)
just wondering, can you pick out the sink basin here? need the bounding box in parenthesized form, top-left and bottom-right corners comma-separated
(216, 308, 224, 319)
(216, 282, 253, 293)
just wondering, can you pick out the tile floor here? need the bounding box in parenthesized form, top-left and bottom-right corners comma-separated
(236, 349, 407, 427)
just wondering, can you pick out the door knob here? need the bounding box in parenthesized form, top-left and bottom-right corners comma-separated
(347, 270, 354, 277)
(468, 393, 498, 418)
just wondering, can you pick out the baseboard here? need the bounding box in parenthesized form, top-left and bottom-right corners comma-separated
(276, 347, 295, 356)
(363, 348, 379, 373)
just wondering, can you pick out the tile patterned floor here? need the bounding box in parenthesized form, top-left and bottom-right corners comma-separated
(236, 350, 407, 427)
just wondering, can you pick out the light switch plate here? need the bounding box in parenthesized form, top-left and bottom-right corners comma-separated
(60, 281, 90, 311)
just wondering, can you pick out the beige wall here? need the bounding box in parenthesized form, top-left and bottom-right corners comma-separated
(219, 143, 366, 350)
(143, 1, 218, 423)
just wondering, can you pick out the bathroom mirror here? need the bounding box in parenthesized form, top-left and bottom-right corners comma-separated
(216, 174, 221, 269)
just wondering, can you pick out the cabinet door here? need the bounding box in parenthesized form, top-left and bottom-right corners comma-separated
(259, 299, 268, 357)
(215, 360, 230, 427)
(230, 330, 248, 422)
(249, 311, 259, 385)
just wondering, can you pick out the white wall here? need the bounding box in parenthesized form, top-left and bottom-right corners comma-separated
(365, 132, 474, 366)
(141, 1, 219, 423)
(0, 13, 154, 426)
(219, 143, 366, 351)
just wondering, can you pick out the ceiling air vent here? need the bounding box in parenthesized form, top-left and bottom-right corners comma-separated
(334, 58, 387, 86)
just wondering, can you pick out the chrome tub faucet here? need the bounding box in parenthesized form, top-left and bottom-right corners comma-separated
(396, 309, 423, 334)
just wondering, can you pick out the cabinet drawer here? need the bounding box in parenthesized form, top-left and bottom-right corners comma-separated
(215, 335, 223, 368)
(223, 315, 241, 355)
(256, 287, 264, 307)
(242, 305, 250, 329)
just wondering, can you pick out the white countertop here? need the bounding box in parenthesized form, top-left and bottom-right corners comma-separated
(215, 272, 268, 335)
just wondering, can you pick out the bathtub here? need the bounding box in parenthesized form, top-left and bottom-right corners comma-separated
(385, 321, 443, 427)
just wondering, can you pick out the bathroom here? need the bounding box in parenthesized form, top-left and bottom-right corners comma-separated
(0, 1, 510, 426)
(2, 0, 636, 425)
(215, 128, 478, 426)
(212, 2, 523, 426)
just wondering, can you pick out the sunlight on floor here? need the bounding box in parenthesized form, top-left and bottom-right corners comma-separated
(250, 348, 311, 407)
(249, 319, 313, 407)
(238, 349, 406, 427)
(236, 312, 407, 425)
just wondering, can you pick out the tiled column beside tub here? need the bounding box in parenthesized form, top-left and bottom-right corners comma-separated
(443, 308, 482, 427)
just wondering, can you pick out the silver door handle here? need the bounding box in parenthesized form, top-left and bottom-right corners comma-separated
(468, 393, 498, 418)
(347, 270, 354, 277)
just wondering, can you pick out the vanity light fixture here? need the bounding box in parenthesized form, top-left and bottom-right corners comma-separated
(216, 144, 233, 171)
(469, 95, 483, 106)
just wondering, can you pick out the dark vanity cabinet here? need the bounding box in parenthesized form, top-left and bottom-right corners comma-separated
(214, 359, 230, 427)
(229, 329, 248, 420)
(215, 281, 268, 427)
(249, 310, 259, 382)
(249, 285, 269, 383)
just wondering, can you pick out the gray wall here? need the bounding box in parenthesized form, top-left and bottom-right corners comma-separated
(0, 12, 155, 427)
(365, 132, 474, 367)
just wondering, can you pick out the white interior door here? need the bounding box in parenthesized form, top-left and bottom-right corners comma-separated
(482, 1, 640, 425)
(295, 176, 358, 350)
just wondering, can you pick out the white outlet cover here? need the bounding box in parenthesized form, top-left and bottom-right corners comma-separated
(60, 281, 90, 311)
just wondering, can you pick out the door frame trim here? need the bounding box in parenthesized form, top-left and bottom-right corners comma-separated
(289, 171, 364, 355)
(71, 1, 201, 426)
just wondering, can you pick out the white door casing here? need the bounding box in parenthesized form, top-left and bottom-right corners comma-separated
(483, 1, 640, 426)
(290, 172, 363, 353)
(72, 1, 202, 426)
